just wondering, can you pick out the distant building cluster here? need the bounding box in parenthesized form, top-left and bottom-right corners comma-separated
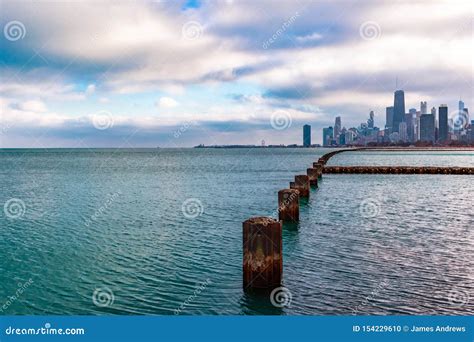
(318, 90, 472, 147)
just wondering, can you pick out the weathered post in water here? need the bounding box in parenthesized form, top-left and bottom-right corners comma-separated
(243, 217, 282, 289)
(291, 175, 310, 197)
(314, 162, 323, 179)
(278, 189, 299, 222)
(306, 168, 319, 187)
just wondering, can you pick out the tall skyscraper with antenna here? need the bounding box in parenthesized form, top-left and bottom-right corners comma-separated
(393, 89, 405, 133)
(334, 116, 341, 140)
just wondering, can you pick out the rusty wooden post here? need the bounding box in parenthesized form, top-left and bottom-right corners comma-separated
(243, 217, 282, 290)
(278, 189, 299, 222)
(313, 162, 323, 178)
(291, 175, 309, 197)
(306, 168, 319, 187)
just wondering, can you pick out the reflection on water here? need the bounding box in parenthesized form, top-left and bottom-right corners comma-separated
(0, 148, 472, 315)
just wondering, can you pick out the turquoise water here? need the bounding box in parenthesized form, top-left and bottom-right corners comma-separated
(1, 148, 473, 315)
(328, 150, 474, 167)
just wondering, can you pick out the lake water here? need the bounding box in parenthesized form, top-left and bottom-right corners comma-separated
(0, 148, 473, 315)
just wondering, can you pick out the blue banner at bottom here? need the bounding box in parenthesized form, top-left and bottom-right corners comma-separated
(0, 316, 472, 342)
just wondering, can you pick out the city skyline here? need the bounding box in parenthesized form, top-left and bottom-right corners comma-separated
(320, 90, 472, 147)
(0, 0, 472, 147)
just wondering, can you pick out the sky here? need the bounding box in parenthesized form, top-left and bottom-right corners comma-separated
(0, 0, 472, 147)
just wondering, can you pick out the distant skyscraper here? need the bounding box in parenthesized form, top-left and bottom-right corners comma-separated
(399, 122, 408, 142)
(415, 111, 421, 141)
(303, 124, 311, 147)
(385, 106, 394, 132)
(455, 100, 469, 132)
(431, 107, 436, 115)
(420, 101, 427, 114)
(339, 132, 346, 145)
(334, 116, 342, 140)
(463, 108, 470, 128)
(404, 113, 413, 142)
(368, 111, 374, 129)
(345, 131, 354, 144)
(438, 105, 448, 142)
(471, 120, 474, 143)
(322, 127, 333, 147)
(420, 114, 435, 143)
(393, 90, 405, 133)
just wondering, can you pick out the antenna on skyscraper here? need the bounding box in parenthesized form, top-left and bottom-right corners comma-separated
(395, 77, 398, 90)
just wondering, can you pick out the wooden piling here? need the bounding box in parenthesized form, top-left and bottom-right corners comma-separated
(243, 217, 282, 289)
(306, 168, 319, 187)
(291, 175, 310, 197)
(322, 165, 474, 174)
(313, 162, 323, 178)
(278, 189, 299, 222)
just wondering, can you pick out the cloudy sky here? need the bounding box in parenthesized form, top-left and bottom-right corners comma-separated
(0, 0, 472, 147)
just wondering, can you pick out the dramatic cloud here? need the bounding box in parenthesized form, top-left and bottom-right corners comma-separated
(0, 0, 472, 147)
